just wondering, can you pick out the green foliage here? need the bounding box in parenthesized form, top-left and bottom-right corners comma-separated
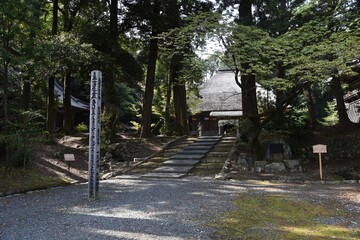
(264, 102, 312, 139)
(130, 121, 141, 132)
(0, 110, 46, 167)
(75, 122, 88, 133)
(10, 149, 32, 168)
(40, 33, 99, 77)
(321, 101, 339, 126)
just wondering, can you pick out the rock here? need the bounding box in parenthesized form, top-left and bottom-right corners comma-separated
(101, 172, 113, 180)
(255, 167, 262, 173)
(214, 173, 229, 180)
(238, 158, 249, 168)
(254, 161, 267, 170)
(237, 153, 252, 167)
(284, 160, 300, 169)
(104, 152, 113, 161)
(298, 166, 303, 173)
(264, 162, 286, 173)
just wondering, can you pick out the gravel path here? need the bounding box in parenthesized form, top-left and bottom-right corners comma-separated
(0, 176, 359, 240)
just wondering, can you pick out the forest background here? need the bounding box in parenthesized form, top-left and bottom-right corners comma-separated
(0, 0, 360, 168)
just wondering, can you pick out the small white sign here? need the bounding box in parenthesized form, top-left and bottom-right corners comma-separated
(64, 154, 75, 162)
(313, 144, 327, 153)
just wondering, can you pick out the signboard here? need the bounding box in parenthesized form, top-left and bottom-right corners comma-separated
(312, 144, 327, 180)
(64, 154, 75, 162)
(313, 144, 327, 153)
(88, 70, 102, 200)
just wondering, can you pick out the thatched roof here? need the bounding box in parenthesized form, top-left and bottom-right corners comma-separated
(199, 69, 242, 112)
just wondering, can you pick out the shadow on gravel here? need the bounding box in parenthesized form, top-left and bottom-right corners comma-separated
(0, 178, 359, 240)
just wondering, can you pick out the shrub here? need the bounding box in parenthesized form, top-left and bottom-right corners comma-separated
(10, 149, 33, 168)
(75, 122, 88, 132)
(0, 110, 46, 167)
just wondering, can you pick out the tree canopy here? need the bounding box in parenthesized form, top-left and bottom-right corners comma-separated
(0, 0, 359, 165)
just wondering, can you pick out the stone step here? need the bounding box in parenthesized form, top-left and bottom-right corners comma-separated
(177, 149, 209, 155)
(194, 138, 219, 142)
(152, 166, 194, 173)
(170, 154, 205, 159)
(141, 172, 187, 178)
(191, 142, 217, 146)
(198, 136, 222, 139)
(215, 142, 234, 146)
(221, 137, 236, 140)
(163, 159, 201, 166)
(183, 145, 213, 150)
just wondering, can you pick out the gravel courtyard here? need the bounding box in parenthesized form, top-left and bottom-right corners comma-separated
(0, 176, 359, 240)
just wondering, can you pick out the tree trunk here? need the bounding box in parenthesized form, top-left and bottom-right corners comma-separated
(238, 0, 253, 25)
(63, 73, 73, 134)
(102, 0, 119, 141)
(170, 54, 188, 136)
(238, 0, 261, 160)
(303, 82, 318, 126)
(164, 70, 172, 134)
(3, 61, 10, 166)
(332, 75, 350, 123)
(22, 77, 31, 110)
(140, 34, 158, 138)
(47, 0, 58, 139)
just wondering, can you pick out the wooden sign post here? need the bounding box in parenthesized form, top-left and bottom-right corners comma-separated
(312, 144, 327, 180)
(64, 154, 75, 171)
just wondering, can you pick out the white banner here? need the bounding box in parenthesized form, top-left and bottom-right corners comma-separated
(88, 70, 102, 199)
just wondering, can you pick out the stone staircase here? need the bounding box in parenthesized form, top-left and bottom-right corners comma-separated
(127, 137, 197, 175)
(189, 136, 236, 176)
(142, 136, 221, 178)
(127, 136, 236, 178)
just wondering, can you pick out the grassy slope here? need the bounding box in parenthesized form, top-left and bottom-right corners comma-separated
(0, 165, 70, 195)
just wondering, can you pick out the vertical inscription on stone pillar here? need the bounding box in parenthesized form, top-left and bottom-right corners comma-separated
(88, 70, 102, 199)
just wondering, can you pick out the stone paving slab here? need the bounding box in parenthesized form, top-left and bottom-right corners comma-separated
(191, 142, 217, 146)
(141, 172, 187, 178)
(170, 154, 204, 159)
(183, 145, 213, 150)
(163, 159, 201, 166)
(198, 136, 222, 139)
(152, 166, 194, 173)
(195, 139, 220, 142)
(178, 150, 209, 155)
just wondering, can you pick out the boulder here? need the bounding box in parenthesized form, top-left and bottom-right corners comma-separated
(254, 161, 267, 170)
(264, 162, 286, 173)
(106, 142, 129, 161)
(284, 160, 300, 169)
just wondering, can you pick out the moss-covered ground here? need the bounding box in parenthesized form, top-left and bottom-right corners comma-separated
(209, 194, 360, 240)
(0, 165, 70, 195)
